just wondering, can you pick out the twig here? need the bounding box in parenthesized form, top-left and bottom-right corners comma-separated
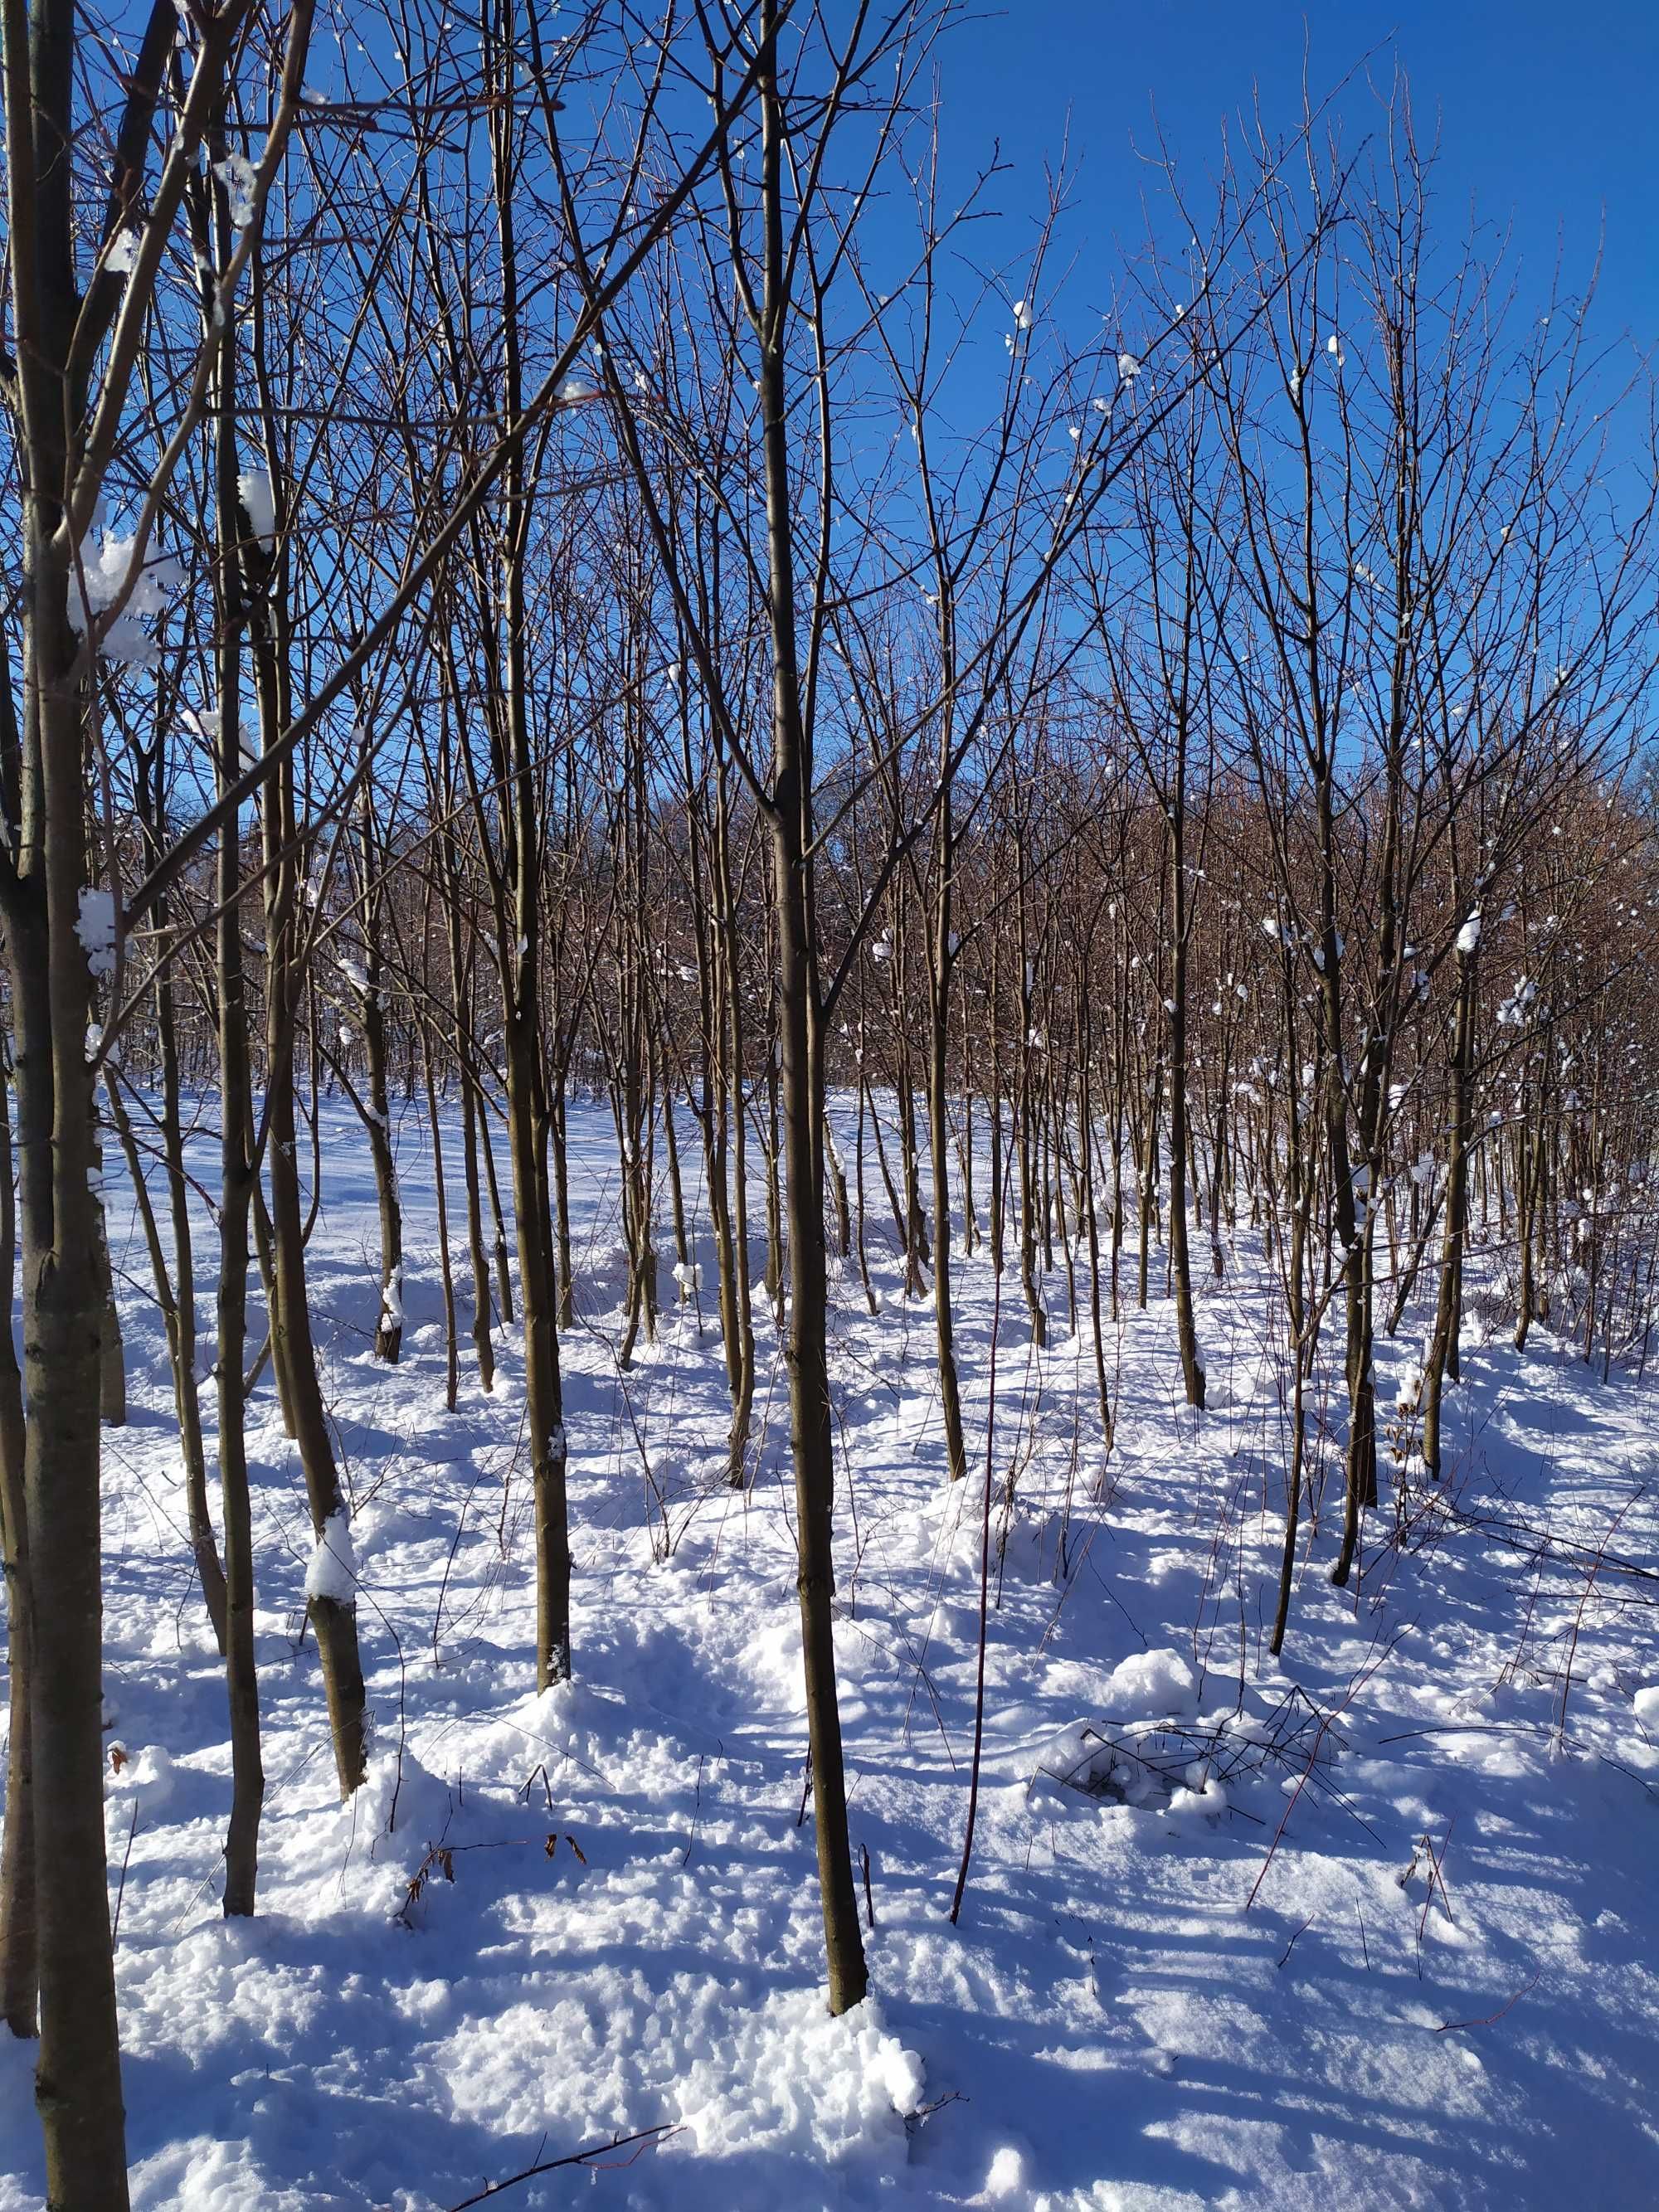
(112, 1800, 140, 1947)
(1433, 1969, 1542, 2035)
(950, 1258, 1002, 1925)
(1418, 1816, 1456, 1952)
(1375, 1723, 1516, 1745)
(1557, 1492, 1641, 1750)
(907, 2089, 967, 2127)
(1245, 1628, 1405, 1912)
(440, 2123, 682, 2209)
(1276, 1914, 1315, 1970)
(683, 1753, 704, 1867)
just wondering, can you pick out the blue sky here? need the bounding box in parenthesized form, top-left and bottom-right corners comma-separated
(929, 0, 1656, 353)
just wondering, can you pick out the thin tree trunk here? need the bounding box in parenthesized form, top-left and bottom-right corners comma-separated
(755, 1, 866, 2011)
(0, 1046, 37, 2036)
(1422, 945, 1477, 1479)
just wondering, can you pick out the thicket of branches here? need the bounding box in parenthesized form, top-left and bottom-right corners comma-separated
(1, 2, 1656, 2202)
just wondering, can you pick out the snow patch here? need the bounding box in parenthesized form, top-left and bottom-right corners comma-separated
(304, 1508, 358, 1603)
(212, 152, 259, 230)
(237, 468, 276, 548)
(75, 887, 117, 980)
(71, 529, 182, 664)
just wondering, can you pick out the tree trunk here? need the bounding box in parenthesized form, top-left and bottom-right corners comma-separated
(0, 1043, 37, 2036)
(756, 1, 866, 2013)
(1422, 944, 1477, 1479)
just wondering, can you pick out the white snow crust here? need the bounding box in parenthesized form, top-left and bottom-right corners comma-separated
(3, 1093, 1656, 2211)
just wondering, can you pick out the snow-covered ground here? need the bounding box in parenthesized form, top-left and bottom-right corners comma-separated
(1, 1096, 1656, 2210)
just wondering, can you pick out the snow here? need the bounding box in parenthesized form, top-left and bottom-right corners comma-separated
(1458, 913, 1483, 955)
(106, 228, 140, 276)
(2, 1093, 1657, 2210)
(674, 1987, 924, 2171)
(237, 469, 277, 548)
(302, 1507, 358, 1603)
(1117, 350, 1141, 382)
(1103, 1646, 1198, 1717)
(212, 152, 258, 230)
(70, 529, 182, 664)
(75, 887, 118, 980)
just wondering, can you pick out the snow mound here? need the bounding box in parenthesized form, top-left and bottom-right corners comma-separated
(996, 1508, 1068, 1583)
(1168, 1774, 1228, 1822)
(129, 2136, 317, 2210)
(523, 1675, 616, 1760)
(106, 1743, 177, 1826)
(743, 1613, 809, 1714)
(981, 2142, 1028, 2199)
(674, 1989, 923, 2176)
(1031, 1667, 1218, 1816)
(1031, 1719, 1173, 1809)
(1104, 1646, 1198, 1717)
(1633, 1685, 1659, 1729)
(340, 1747, 454, 1870)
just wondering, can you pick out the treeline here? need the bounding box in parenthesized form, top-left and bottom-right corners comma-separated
(107, 756, 1659, 1457)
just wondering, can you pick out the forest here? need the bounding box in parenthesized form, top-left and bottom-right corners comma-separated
(0, 2, 1657, 2206)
